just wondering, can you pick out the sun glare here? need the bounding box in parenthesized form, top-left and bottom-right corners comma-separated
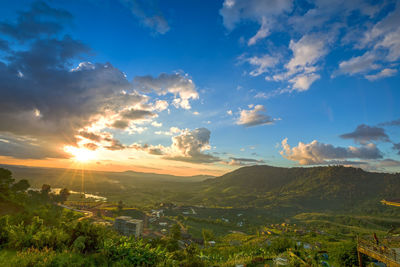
(64, 146, 97, 162)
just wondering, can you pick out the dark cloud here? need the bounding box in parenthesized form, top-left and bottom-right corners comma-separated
(83, 143, 99, 151)
(380, 118, 400, 127)
(227, 157, 266, 166)
(378, 158, 400, 167)
(0, 39, 9, 51)
(0, 2, 147, 159)
(393, 143, 400, 155)
(104, 139, 126, 151)
(339, 124, 390, 144)
(0, 1, 72, 41)
(120, 0, 170, 34)
(121, 109, 155, 120)
(112, 120, 130, 129)
(0, 134, 67, 159)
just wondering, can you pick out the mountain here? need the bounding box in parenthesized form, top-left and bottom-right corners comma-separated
(0, 164, 213, 193)
(195, 165, 400, 212)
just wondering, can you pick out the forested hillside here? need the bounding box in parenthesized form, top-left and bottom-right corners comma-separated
(195, 165, 400, 212)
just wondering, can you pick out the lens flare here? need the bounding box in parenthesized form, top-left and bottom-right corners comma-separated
(64, 146, 97, 162)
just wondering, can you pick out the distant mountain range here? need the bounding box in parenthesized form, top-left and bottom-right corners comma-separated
(0, 164, 213, 193)
(2, 164, 400, 214)
(194, 165, 400, 212)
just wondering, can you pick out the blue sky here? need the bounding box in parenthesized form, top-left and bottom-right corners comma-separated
(0, 0, 399, 175)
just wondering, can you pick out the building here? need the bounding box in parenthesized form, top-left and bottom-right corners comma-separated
(114, 216, 143, 237)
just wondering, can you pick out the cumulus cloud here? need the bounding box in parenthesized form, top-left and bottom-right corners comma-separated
(0, 2, 194, 160)
(165, 128, 220, 163)
(133, 73, 199, 109)
(141, 128, 220, 163)
(339, 124, 390, 144)
(236, 105, 276, 127)
(120, 0, 170, 34)
(280, 138, 382, 165)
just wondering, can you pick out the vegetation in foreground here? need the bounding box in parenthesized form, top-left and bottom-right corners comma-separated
(1, 167, 398, 266)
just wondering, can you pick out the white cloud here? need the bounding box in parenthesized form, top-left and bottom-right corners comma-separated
(337, 3, 400, 79)
(280, 138, 382, 165)
(134, 73, 198, 110)
(337, 51, 380, 76)
(155, 126, 183, 136)
(248, 17, 270, 46)
(286, 34, 327, 75)
(365, 68, 397, 81)
(151, 121, 162, 127)
(247, 54, 279, 76)
(153, 100, 169, 111)
(220, 0, 292, 31)
(289, 73, 320, 92)
(150, 128, 220, 163)
(236, 104, 276, 127)
(227, 110, 233, 115)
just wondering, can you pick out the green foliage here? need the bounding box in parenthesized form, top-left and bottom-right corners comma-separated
(101, 236, 169, 266)
(58, 188, 70, 203)
(170, 224, 181, 240)
(41, 184, 51, 196)
(270, 237, 294, 254)
(11, 179, 30, 192)
(117, 200, 123, 215)
(5, 248, 102, 267)
(202, 229, 214, 244)
(330, 242, 359, 267)
(180, 243, 206, 267)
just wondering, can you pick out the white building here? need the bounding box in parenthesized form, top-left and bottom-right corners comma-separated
(114, 216, 143, 237)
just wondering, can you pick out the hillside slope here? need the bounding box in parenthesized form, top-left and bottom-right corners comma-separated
(195, 165, 400, 211)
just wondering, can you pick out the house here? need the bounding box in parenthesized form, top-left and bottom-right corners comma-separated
(274, 256, 289, 265)
(114, 216, 143, 237)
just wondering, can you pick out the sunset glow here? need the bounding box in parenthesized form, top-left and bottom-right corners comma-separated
(64, 146, 97, 163)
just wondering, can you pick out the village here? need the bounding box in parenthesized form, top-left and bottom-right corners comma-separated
(62, 199, 361, 266)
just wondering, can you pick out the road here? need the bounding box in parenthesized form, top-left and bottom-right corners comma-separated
(57, 203, 94, 221)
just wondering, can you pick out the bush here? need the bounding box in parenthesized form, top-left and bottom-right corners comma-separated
(101, 236, 170, 266)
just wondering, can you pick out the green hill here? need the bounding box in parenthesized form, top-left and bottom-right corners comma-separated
(195, 165, 400, 212)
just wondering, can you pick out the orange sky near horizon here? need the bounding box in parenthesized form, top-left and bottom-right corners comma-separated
(0, 155, 231, 177)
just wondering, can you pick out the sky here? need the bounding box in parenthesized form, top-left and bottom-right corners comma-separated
(0, 0, 399, 176)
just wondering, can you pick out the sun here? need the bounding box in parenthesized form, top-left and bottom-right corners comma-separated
(64, 145, 97, 162)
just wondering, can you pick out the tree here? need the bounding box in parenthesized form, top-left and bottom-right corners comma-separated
(117, 200, 123, 215)
(331, 242, 358, 267)
(0, 168, 14, 196)
(11, 179, 30, 192)
(58, 188, 70, 203)
(41, 184, 51, 195)
(170, 224, 181, 241)
(201, 229, 214, 245)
